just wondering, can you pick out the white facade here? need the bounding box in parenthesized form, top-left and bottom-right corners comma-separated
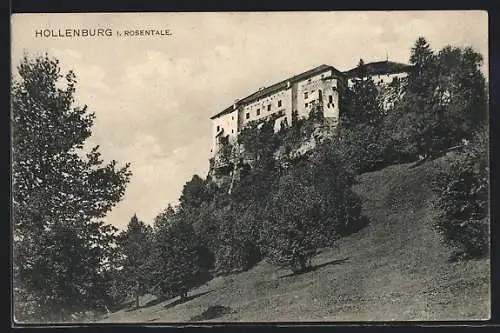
(347, 72, 408, 88)
(239, 88, 293, 128)
(295, 70, 340, 125)
(211, 107, 238, 154)
(210, 65, 345, 160)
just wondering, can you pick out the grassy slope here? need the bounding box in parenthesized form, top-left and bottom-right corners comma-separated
(99, 154, 490, 322)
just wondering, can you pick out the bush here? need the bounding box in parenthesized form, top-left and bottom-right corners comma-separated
(211, 203, 263, 274)
(433, 128, 489, 259)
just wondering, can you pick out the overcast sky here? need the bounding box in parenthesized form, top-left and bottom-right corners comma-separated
(11, 11, 488, 230)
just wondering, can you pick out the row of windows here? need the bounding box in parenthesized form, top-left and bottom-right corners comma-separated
(305, 100, 335, 108)
(245, 100, 283, 120)
(216, 125, 235, 134)
(304, 91, 334, 103)
(216, 92, 334, 130)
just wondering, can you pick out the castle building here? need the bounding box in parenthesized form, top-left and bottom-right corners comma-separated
(209, 64, 347, 159)
(344, 60, 412, 88)
(344, 60, 413, 111)
(209, 61, 412, 165)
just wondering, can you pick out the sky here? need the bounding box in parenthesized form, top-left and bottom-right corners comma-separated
(11, 11, 488, 230)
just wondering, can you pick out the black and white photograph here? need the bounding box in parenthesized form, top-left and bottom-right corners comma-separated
(10, 11, 490, 323)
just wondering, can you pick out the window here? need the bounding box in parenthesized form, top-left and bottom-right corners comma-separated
(232, 116, 234, 120)
(304, 92, 308, 99)
(328, 95, 333, 104)
(305, 102, 308, 108)
(246, 112, 250, 119)
(267, 104, 271, 111)
(232, 129, 234, 134)
(278, 100, 282, 107)
(256, 109, 260, 116)
(216, 125, 220, 132)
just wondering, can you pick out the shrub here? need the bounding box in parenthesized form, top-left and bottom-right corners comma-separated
(433, 128, 489, 259)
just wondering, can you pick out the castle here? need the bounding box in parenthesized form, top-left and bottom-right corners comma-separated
(210, 60, 412, 169)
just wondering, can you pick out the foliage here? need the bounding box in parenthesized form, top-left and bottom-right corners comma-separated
(238, 118, 281, 170)
(116, 215, 154, 308)
(433, 128, 489, 259)
(386, 37, 487, 159)
(152, 210, 209, 299)
(260, 146, 362, 273)
(12, 54, 131, 322)
(262, 175, 324, 273)
(336, 59, 391, 173)
(343, 59, 384, 128)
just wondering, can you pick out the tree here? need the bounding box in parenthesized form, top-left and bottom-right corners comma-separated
(386, 37, 486, 160)
(343, 58, 383, 128)
(152, 210, 207, 300)
(433, 126, 489, 259)
(336, 59, 389, 173)
(116, 215, 154, 309)
(435, 46, 487, 142)
(179, 175, 208, 210)
(12, 54, 131, 322)
(263, 173, 325, 274)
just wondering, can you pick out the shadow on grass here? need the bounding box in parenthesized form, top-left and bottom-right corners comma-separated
(139, 294, 175, 309)
(162, 290, 214, 310)
(280, 257, 350, 278)
(339, 216, 371, 237)
(112, 300, 135, 312)
(189, 305, 235, 322)
(447, 250, 489, 263)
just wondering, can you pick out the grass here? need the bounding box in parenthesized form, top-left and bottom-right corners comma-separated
(97, 154, 490, 322)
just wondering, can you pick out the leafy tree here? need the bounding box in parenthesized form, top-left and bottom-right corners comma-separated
(12, 54, 131, 322)
(116, 215, 154, 309)
(386, 37, 486, 160)
(433, 127, 489, 259)
(262, 174, 324, 273)
(435, 46, 487, 142)
(238, 118, 280, 171)
(152, 210, 208, 299)
(209, 203, 262, 274)
(179, 175, 207, 210)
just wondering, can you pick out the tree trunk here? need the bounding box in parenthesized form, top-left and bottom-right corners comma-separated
(134, 280, 140, 309)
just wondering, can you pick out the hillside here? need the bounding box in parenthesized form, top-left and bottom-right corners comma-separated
(97, 154, 490, 322)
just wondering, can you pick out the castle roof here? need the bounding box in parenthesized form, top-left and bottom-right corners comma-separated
(343, 60, 412, 78)
(210, 64, 345, 120)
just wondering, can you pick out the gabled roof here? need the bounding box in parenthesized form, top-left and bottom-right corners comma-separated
(210, 64, 345, 120)
(343, 60, 413, 78)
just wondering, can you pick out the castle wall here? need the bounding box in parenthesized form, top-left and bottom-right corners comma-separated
(211, 108, 238, 154)
(347, 72, 408, 88)
(211, 67, 348, 159)
(294, 69, 340, 125)
(239, 88, 293, 129)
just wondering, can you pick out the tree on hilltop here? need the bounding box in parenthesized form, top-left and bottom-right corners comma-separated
(385, 37, 486, 160)
(12, 54, 131, 322)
